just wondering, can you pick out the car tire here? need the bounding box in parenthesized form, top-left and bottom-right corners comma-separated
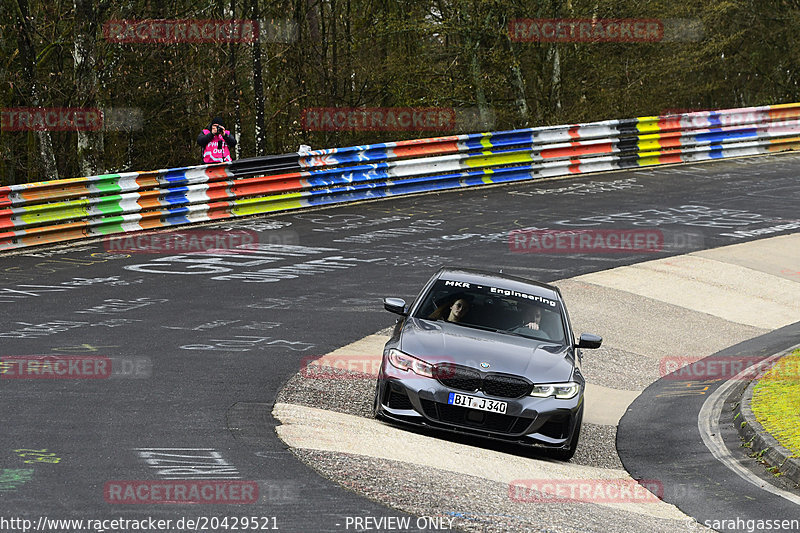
(546, 406, 583, 461)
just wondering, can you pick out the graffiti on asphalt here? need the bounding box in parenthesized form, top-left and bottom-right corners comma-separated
(75, 298, 168, 315)
(0, 469, 34, 491)
(509, 178, 644, 197)
(0, 253, 131, 284)
(124, 244, 384, 283)
(180, 336, 314, 352)
(14, 449, 61, 465)
(0, 319, 142, 339)
(135, 448, 241, 480)
(163, 320, 281, 331)
(552, 205, 774, 229)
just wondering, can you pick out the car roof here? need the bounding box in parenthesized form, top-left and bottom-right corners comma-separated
(433, 267, 563, 299)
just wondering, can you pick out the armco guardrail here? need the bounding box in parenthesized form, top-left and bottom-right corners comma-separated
(2, 103, 800, 251)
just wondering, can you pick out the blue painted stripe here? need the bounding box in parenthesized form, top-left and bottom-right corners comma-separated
(163, 192, 191, 205)
(161, 169, 193, 183)
(161, 205, 192, 225)
(697, 129, 758, 143)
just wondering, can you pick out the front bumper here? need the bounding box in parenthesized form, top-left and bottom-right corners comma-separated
(375, 368, 583, 448)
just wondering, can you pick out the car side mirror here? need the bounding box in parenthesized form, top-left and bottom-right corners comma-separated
(383, 297, 407, 316)
(575, 333, 602, 349)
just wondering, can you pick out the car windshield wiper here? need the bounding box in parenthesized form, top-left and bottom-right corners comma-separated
(496, 323, 565, 342)
(456, 322, 504, 333)
(423, 318, 528, 337)
(421, 316, 498, 332)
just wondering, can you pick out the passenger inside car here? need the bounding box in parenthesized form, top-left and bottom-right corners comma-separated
(429, 297, 471, 323)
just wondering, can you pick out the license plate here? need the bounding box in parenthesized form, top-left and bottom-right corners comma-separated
(448, 392, 507, 414)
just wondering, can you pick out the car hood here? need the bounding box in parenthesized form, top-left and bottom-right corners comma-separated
(399, 318, 575, 383)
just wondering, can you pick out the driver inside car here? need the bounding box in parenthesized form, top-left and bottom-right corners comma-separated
(523, 305, 543, 330)
(512, 304, 551, 340)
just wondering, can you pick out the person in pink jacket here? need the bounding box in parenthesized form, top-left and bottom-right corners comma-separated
(197, 116, 237, 163)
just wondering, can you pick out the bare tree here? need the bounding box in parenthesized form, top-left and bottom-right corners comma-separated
(73, 0, 105, 176)
(14, 0, 59, 180)
(251, 0, 266, 155)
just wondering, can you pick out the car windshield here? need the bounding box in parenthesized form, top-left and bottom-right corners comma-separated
(413, 279, 566, 343)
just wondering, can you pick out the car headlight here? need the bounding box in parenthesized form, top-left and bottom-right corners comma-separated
(530, 381, 580, 399)
(387, 349, 434, 378)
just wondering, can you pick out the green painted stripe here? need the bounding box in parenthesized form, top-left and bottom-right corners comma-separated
(93, 216, 130, 235)
(92, 175, 124, 194)
(94, 223, 126, 235)
(95, 195, 126, 216)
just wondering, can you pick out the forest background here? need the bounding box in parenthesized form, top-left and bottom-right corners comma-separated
(1, 0, 798, 183)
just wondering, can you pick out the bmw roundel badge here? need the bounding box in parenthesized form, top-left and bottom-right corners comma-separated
(480, 361, 490, 369)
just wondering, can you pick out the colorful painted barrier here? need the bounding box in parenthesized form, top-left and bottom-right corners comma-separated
(2, 103, 799, 250)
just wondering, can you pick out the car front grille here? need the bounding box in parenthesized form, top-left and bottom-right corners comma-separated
(419, 399, 533, 435)
(433, 364, 532, 399)
(483, 374, 532, 398)
(434, 364, 481, 391)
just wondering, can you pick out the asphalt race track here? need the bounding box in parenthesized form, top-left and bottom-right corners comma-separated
(0, 153, 799, 533)
(619, 322, 800, 532)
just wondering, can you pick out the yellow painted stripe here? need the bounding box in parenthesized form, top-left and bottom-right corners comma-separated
(768, 136, 800, 144)
(231, 193, 305, 216)
(637, 155, 669, 167)
(17, 199, 92, 225)
(635, 116, 661, 133)
(18, 176, 90, 189)
(767, 140, 800, 152)
(637, 132, 671, 141)
(637, 139, 664, 151)
(769, 103, 800, 110)
(464, 152, 534, 168)
(233, 191, 303, 205)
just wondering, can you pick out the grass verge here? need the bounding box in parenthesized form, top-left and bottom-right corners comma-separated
(751, 348, 800, 457)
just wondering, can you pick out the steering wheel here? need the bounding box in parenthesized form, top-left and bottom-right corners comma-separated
(510, 324, 551, 340)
